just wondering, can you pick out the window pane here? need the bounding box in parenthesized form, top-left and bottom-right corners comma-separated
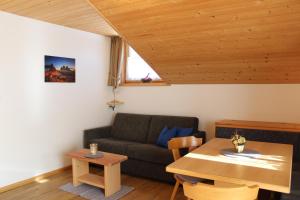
(126, 47, 161, 81)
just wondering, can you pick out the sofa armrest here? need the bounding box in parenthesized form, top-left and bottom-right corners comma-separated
(193, 131, 206, 144)
(83, 126, 112, 148)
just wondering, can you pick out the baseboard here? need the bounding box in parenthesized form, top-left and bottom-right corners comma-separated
(0, 165, 71, 193)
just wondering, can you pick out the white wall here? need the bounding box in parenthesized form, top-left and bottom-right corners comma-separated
(117, 84, 300, 140)
(0, 12, 113, 187)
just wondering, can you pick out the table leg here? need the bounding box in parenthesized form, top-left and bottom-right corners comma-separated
(104, 163, 121, 197)
(72, 158, 89, 186)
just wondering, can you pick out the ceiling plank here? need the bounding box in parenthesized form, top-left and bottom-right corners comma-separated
(0, 0, 117, 36)
(89, 0, 300, 84)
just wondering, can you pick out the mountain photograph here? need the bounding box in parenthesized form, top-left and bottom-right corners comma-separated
(44, 55, 75, 82)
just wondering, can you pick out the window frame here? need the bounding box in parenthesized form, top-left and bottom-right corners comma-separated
(120, 44, 169, 86)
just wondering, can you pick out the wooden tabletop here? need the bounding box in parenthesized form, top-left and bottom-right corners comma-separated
(67, 149, 128, 166)
(166, 138, 293, 193)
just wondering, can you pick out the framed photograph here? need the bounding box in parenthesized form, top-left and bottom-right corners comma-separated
(44, 55, 76, 82)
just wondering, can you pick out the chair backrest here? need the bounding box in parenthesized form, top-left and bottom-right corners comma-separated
(168, 136, 202, 161)
(183, 182, 259, 200)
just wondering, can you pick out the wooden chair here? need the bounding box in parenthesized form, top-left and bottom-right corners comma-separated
(168, 136, 203, 200)
(183, 181, 259, 200)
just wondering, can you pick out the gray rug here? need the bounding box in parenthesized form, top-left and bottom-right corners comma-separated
(60, 183, 134, 200)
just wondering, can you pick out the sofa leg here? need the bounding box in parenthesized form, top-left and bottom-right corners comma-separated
(170, 180, 180, 200)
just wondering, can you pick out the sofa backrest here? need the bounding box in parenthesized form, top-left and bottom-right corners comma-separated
(111, 113, 152, 143)
(111, 113, 199, 144)
(147, 115, 199, 144)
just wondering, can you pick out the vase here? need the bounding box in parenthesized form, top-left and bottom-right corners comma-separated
(235, 144, 245, 153)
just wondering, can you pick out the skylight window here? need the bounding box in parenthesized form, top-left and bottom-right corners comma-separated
(125, 47, 161, 82)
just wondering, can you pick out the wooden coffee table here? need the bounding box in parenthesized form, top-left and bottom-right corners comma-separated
(67, 149, 128, 197)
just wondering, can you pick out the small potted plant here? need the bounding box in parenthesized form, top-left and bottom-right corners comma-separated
(231, 130, 246, 153)
(141, 73, 152, 83)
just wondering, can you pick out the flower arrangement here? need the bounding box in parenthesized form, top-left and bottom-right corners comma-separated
(231, 130, 246, 153)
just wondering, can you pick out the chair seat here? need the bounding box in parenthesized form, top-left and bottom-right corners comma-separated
(175, 174, 203, 184)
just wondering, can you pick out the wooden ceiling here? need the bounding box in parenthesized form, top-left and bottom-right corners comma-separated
(0, 0, 117, 36)
(89, 0, 300, 84)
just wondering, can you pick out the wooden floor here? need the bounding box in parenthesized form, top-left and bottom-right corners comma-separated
(0, 169, 185, 200)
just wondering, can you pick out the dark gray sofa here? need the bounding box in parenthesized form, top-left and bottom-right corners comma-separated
(84, 113, 206, 183)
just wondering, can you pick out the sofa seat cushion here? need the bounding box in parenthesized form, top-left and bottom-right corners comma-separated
(90, 138, 138, 155)
(111, 113, 152, 143)
(127, 144, 173, 165)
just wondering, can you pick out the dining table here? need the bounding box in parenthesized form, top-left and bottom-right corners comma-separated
(166, 138, 293, 194)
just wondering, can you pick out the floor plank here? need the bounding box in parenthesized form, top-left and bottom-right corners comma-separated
(0, 169, 185, 200)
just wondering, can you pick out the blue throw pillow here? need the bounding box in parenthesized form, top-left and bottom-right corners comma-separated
(156, 126, 177, 148)
(176, 127, 193, 137)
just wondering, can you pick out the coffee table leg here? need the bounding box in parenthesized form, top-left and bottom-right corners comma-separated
(72, 158, 89, 186)
(104, 163, 121, 197)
